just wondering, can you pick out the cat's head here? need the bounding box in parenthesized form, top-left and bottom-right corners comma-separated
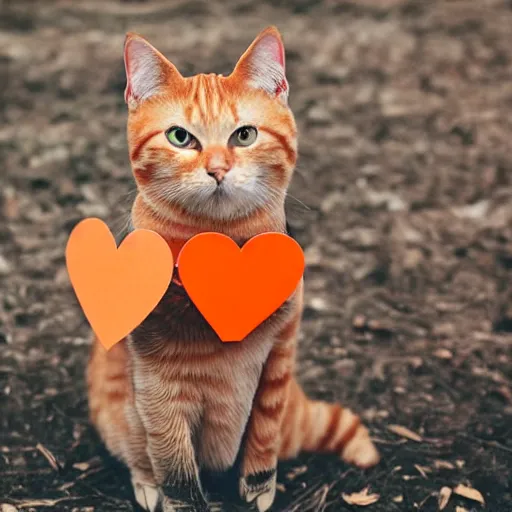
(124, 27, 297, 222)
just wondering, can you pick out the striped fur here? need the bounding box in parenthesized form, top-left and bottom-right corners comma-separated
(87, 27, 379, 512)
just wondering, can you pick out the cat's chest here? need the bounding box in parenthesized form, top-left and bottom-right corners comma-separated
(130, 272, 294, 351)
(133, 277, 212, 343)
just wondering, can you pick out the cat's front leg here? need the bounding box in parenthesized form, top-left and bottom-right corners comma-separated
(239, 311, 300, 512)
(132, 361, 210, 512)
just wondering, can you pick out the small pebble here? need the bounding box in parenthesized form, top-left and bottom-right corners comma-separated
(353, 314, 367, 329)
(307, 104, 331, 124)
(309, 297, 328, 311)
(0, 255, 11, 275)
(434, 348, 453, 360)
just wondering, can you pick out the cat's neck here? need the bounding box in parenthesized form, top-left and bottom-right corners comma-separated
(131, 194, 287, 259)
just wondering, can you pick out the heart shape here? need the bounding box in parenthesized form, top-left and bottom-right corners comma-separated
(66, 218, 173, 350)
(178, 232, 304, 342)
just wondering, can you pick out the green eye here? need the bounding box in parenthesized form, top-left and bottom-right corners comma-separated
(166, 127, 194, 148)
(231, 126, 257, 147)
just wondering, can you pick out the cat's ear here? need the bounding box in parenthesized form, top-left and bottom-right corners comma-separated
(124, 33, 182, 107)
(232, 26, 289, 102)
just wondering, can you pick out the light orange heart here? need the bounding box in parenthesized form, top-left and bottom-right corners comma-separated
(178, 232, 305, 342)
(66, 218, 173, 350)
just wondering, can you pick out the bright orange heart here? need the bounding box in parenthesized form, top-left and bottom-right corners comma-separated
(178, 232, 304, 342)
(66, 218, 173, 350)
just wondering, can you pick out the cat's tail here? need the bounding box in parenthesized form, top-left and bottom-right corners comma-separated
(278, 378, 380, 468)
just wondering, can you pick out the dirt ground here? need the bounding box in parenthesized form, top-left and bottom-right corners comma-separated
(1, 0, 512, 510)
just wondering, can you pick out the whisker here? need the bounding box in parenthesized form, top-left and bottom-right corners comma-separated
(286, 192, 311, 211)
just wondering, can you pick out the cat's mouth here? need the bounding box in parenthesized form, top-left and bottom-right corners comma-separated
(211, 183, 228, 198)
(208, 174, 229, 193)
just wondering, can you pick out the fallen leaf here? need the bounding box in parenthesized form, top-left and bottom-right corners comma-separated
(455, 460, 465, 468)
(434, 460, 455, 470)
(438, 486, 452, 510)
(72, 462, 90, 471)
(276, 483, 286, 493)
(388, 424, 423, 442)
(1, 504, 19, 512)
(285, 465, 307, 480)
(342, 487, 380, 506)
(392, 495, 403, 503)
(415, 464, 431, 478)
(455, 507, 469, 512)
(453, 484, 485, 504)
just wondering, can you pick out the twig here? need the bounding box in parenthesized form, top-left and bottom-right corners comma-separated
(1, 446, 39, 453)
(417, 491, 435, 510)
(282, 480, 325, 512)
(58, 465, 105, 491)
(50, 403, 89, 427)
(459, 433, 512, 454)
(36, 443, 61, 471)
(0, 468, 54, 477)
(67, 471, 132, 507)
(314, 483, 332, 512)
(371, 437, 408, 445)
(14, 497, 82, 508)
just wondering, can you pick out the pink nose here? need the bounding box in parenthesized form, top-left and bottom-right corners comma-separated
(207, 167, 228, 184)
(205, 147, 232, 184)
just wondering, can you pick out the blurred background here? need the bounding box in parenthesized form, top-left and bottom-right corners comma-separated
(1, 0, 512, 510)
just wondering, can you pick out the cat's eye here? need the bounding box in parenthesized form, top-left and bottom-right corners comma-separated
(166, 127, 198, 149)
(230, 126, 258, 147)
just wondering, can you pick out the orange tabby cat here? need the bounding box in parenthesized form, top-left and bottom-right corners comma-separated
(87, 27, 379, 512)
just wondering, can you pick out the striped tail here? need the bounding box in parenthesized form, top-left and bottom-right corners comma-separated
(278, 379, 380, 468)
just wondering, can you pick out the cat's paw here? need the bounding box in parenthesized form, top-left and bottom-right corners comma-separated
(340, 424, 380, 469)
(239, 469, 277, 512)
(161, 483, 211, 512)
(132, 483, 210, 512)
(132, 482, 163, 512)
(154, 493, 177, 512)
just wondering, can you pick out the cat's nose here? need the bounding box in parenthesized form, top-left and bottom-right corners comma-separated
(205, 147, 232, 184)
(207, 168, 228, 184)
